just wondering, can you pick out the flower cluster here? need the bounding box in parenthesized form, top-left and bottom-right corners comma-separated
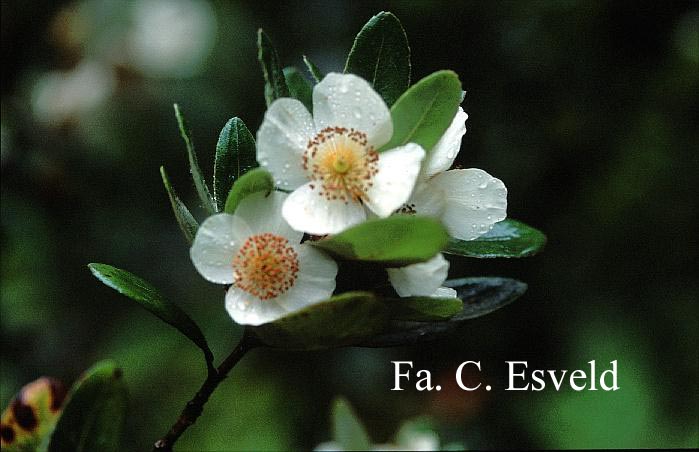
(191, 72, 507, 325)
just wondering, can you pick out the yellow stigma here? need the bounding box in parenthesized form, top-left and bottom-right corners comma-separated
(303, 126, 379, 202)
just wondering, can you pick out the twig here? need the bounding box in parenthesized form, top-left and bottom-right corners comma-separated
(152, 329, 260, 451)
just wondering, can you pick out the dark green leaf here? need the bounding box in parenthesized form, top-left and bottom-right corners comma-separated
(257, 29, 289, 106)
(88, 264, 213, 366)
(303, 55, 324, 83)
(382, 296, 463, 321)
(47, 361, 127, 452)
(160, 166, 198, 244)
(331, 397, 371, 450)
(380, 70, 462, 153)
(444, 219, 547, 258)
(223, 168, 274, 214)
(173, 104, 214, 213)
(213, 118, 257, 211)
(361, 277, 527, 347)
(344, 11, 410, 106)
(283, 66, 313, 112)
(252, 292, 390, 350)
(312, 216, 449, 266)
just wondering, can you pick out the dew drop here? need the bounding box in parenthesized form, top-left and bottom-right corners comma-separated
(260, 160, 269, 167)
(340, 84, 349, 94)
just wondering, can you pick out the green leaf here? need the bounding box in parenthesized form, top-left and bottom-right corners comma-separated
(380, 70, 462, 153)
(223, 168, 274, 214)
(344, 11, 410, 107)
(331, 397, 372, 451)
(173, 104, 215, 213)
(213, 118, 257, 212)
(383, 296, 463, 321)
(46, 361, 128, 452)
(252, 292, 390, 350)
(361, 277, 527, 347)
(444, 219, 547, 258)
(1, 378, 66, 452)
(312, 216, 449, 266)
(257, 29, 289, 106)
(303, 55, 324, 83)
(283, 66, 313, 112)
(160, 166, 198, 244)
(87, 264, 213, 366)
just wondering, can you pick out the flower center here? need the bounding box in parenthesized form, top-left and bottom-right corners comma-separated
(232, 233, 299, 300)
(303, 126, 379, 202)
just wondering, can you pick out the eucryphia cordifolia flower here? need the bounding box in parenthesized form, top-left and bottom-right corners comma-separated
(190, 191, 338, 325)
(257, 73, 426, 235)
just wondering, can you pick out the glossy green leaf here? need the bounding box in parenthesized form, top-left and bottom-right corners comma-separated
(213, 117, 257, 212)
(331, 397, 371, 451)
(252, 292, 390, 350)
(303, 55, 324, 83)
(160, 166, 198, 244)
(173, 104, 215, 213)
(344, 11, 410, 107)
(46, 361, 128, 452)
(444, 219, 547, 258)
(257, 29, 289, 106)
(383, 296, 463, 321)
(87, 264, 213, 366)
(1, 378, 66, 452)
(223, 168, 274, 214)
(312, 216, 449, 266)
(283, 66, 313, 112)
(362, 277, 527, 347)
(380, 70, 462, 153)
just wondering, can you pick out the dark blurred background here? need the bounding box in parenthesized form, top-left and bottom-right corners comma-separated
(2, 0, 697, 449)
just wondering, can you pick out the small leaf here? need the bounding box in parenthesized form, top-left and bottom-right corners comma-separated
(160, 166, 199, 244)
(380, 70, 462, 153)
(303, 55, 324, 83)
(88, 264, 213, 366)
(173, 104, 215, 213)
(252, 292, 390, 350)
(344, 11, 410, 107)
(283, 66, 313, 112)
(223, 168, 274, 214)
(312, 216, 449, 266)
(331, 397, 372, 451)
(213, 118, 257, 211)
(361, 277, 527, 347)
(1, 378, 66, 452)
(46, 361, 127, 452)
(382, 296, 463, 321)
(257, 29, 289, 106)
(444, 219, 547, 258)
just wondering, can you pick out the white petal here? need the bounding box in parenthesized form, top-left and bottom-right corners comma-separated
(430, 168, 507, 240)
(274, 243, 337, 311)
(432, 287, 457, 298)
(282, 182, 367, 235)
(313, 73, 392, 149)
(190, 213, 252, 284)
(407, 182, 447, 218)
(256, 98, 314, 190)
(224, 286, 288, 326)
(233, 191, 302, 243)
(387, 254, 450, 297)
(420, 107, 468, 180)
(364, 143, 425, 217)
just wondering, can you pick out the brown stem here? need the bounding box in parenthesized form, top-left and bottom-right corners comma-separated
(152, 329, 259, 451)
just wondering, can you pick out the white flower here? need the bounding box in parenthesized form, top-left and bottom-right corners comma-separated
(257, 73, 426, 235)
(190, 191, 338, 326)
(386, 254, 457, 298)
(402, 107, 508, 240)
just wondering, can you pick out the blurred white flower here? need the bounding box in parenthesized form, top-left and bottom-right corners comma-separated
(257, 73, 426, 235)
(190, 191, 337, 326)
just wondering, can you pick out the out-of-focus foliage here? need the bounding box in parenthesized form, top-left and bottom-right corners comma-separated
(1, 0, 697, 449)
